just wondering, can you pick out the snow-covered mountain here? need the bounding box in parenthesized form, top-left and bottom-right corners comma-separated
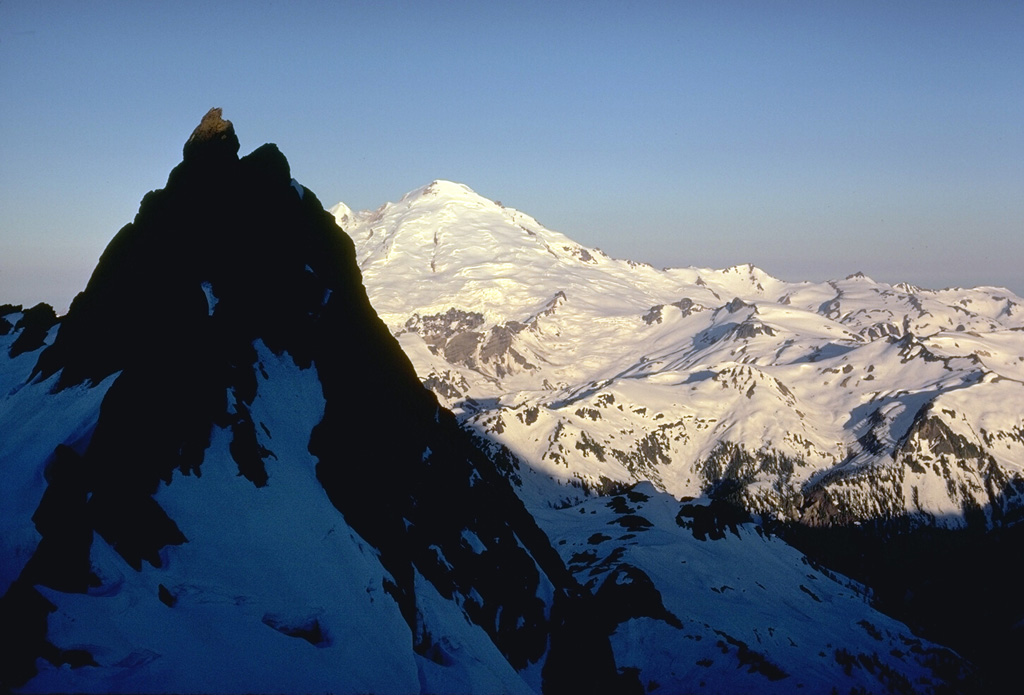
(0, 114, 974, 693)
(334, 180, 1024, 527)
(0, 112, 620, 694)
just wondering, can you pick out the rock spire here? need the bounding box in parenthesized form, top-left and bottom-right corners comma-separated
(183, 107, 239, 160)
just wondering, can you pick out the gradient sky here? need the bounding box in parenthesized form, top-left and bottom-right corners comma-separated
(2, 0, 1022, 312)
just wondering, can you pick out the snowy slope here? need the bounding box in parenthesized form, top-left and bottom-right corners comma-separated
(19, 344, 531, 695)
(534, 483, 967, 694)
(0, 309, 117, 597)
(335, 181, 1024, 526)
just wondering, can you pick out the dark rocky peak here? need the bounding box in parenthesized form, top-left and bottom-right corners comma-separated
(7, 303, 58, 357)
(182, 107, 240, 162)
(32, 111, 332, 390)
(25, 109, 431, 543)
(19, 111, 374, 589)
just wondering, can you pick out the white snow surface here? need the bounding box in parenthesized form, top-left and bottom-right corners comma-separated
(533, 483, 962, 694)
(14, 342, 533, 694)
(334, 181, 1024, 522)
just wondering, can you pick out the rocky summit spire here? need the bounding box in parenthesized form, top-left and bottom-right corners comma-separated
(182, 107, 239, 161)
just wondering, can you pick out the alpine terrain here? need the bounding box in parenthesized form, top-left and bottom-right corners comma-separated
(0, 112, 978, 694)
(333, 178, 1024, 690)
(335, 180, 1024, 527)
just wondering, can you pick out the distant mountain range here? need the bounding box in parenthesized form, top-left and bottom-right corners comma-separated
(334, 179, 1024, 528)
(0, 112, 1009, 693)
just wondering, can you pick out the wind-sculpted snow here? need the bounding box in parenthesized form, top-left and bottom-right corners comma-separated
(336, 181, 1024, 527)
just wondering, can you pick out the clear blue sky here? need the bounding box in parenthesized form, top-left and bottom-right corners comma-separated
(2, 0, 1022, 312)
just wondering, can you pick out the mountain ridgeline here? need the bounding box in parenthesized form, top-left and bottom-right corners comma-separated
(0, 112, 998, 694)
(338, 180, 1024, 529)
(0, 110, 621, 693)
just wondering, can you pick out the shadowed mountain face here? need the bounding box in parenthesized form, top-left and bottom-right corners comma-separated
(0, 110, 621, 693)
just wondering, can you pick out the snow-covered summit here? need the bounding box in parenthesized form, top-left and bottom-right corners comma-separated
(330, 181, 675, 328)
(401, 179, 490, 203)
(338, 181, 1024, 526)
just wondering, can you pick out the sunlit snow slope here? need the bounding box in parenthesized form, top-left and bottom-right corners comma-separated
(335, 181, 1024, 525)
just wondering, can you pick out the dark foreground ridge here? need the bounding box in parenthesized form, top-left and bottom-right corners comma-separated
(0, 109, 624, 693)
